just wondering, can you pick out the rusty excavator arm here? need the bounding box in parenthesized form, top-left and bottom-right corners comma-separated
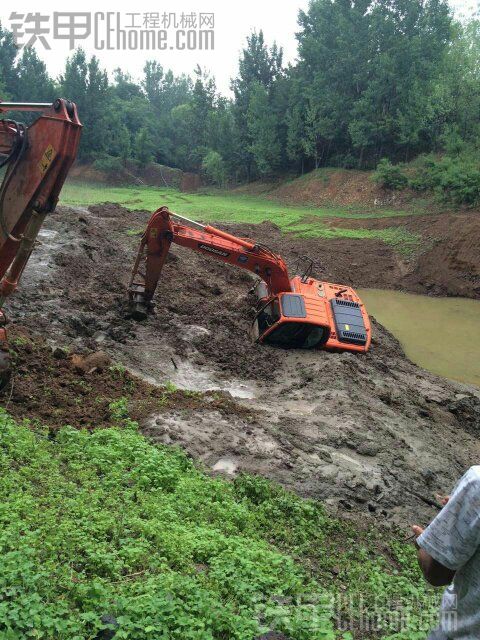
(0, 99, 82, 386)
(129, 206, 372, 353)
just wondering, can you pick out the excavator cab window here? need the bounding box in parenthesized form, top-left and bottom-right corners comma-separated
(256, 299, 281, 334)
(263, 322, 329, 349)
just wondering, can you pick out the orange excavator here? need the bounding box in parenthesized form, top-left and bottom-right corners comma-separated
(129, 206, 371, 352)
(0, 99, 81, 387)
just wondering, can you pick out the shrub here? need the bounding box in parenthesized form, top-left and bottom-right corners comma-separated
(373, 159, 409, 190)
(409, 154, 480, 205)
(202, 150, 227, 187)
(438, 160, 480, 205)
(93, 155, 124, 176)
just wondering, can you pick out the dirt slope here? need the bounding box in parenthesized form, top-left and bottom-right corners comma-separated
(235, 168, 417, 208)
(2, 203, 480, 529)
(270, 169, 398, 208)
(330, 211, 480, 298)
(238, 169, 480, 298)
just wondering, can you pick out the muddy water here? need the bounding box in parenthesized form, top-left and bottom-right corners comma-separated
(359, 289, 480, 387)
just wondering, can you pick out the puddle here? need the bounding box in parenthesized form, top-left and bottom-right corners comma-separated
(212, 458, 238, 475)
(38, 229, 58, 240)
(172, 360, 257, 399)
(359, 288, 480, 388)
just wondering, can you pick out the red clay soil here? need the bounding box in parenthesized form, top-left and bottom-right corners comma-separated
(3, 326, 249, 431)
(328, 211, 480, 298)
(244, 168, 418, 208)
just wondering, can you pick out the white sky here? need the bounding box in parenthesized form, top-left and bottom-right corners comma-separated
(0, 0, 478, 95)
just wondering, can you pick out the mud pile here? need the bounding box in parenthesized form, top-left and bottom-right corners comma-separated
(3, 326, 246, 431)
(2, 203, 480, 527)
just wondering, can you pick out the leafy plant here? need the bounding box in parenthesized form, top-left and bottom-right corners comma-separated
(409, 153, 480, 205)
(0, 408, 439, 639)
(373, 159, 408, 190)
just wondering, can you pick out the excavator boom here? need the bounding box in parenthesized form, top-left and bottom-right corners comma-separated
(129, 206, 371, 353)
(129, 207, 292, 317)
(0, 99, 82, 386)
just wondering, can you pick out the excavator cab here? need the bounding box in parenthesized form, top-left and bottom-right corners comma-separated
(250, 293, 331, 349)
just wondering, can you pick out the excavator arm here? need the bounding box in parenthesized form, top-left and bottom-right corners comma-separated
(129, 206, 292, 318)
(0, 99, 82, 386)
(128, 206, 372, 353)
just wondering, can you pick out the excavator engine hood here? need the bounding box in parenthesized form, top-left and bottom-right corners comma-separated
(330, 298, 368, 346)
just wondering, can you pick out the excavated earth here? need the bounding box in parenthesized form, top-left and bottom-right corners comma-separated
(2, 203, 480, 529)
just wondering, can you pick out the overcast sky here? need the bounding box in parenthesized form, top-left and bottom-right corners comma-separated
(0, 0, 478, 94)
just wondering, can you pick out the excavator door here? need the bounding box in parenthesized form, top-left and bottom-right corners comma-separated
(250, 294, 331, 349)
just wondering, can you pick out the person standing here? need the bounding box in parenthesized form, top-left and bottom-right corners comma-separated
(412, 466, 480, 640)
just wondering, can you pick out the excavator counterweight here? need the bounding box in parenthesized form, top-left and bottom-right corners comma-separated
(0, 99, 81, 387)
(129, 206, 371, 353)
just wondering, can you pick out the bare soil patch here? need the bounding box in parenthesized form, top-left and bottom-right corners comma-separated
(327, 210, 480, 298)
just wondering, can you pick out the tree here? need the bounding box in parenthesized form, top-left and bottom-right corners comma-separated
(433, 19, 480, 148)
(247, 82, 281, 175)
(286, 103, 305, 169)
(349, 0, 452, 162)
(295, 0, 453, 166)
(104, 116, 131, 165)
(134, 127, 155, 167)
(190, 66, 217, 153)
(231, 30, 283, 179)
(60, 50, 109, 159)
(202, 150, 226, 186)
(113, 69, 143, 101)
(0, 23, 18, 98)
(14, 47, 55, 102)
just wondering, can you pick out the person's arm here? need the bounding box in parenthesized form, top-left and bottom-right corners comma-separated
(412, 468, 480, 588)
(412, 525, 456, 586)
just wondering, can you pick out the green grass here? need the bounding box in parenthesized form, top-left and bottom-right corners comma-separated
(0, 407, 438, 639)
(61, 182, 421, 253)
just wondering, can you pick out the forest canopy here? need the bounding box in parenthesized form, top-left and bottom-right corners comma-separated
(1, 0, 479, 183)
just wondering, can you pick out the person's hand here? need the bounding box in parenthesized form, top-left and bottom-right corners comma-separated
(436, 494, 450, 507)
(411, 525, 424, 548)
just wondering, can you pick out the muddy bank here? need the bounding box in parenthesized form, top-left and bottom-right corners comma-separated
(2, 203, 480, 528)
(328, 211, 480, 299)
(2, 327, 247, 431)
(236, 170, 480, 299)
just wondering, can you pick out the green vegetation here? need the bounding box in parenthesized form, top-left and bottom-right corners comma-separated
(2, 4, 480, 179)
(373, 153, 480, 206)
(373, 160, 409, 191)
(61, 182, 420, 254)
(0, 407, 438, 639)
(202, 151, 227, 187)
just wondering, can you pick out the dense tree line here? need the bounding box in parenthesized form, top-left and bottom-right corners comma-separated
(1, 0, 479, 184)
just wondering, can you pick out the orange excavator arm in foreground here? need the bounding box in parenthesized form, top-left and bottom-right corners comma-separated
(129, 206, 372, 354)
(0, 99, 82, 386)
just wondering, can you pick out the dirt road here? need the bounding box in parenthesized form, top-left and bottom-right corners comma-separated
(2, 203, 480, 527)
